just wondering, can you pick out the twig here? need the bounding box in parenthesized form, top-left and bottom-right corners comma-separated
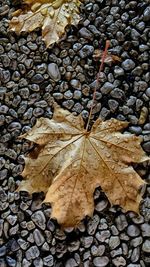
(85, 40, 110, 131)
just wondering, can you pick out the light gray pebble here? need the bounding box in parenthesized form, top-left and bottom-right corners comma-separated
(33, 229, 45, 246)
(112, 256, 126, 266)
(99, 107, 110, 120)
(0, 105, 8, 114)
(130, 237, 143, 248)
(101, 82, 114, 94)
(72, 103, 83, 113)
(81, 236, 93, 248)
(110, 88, 125, 100)
(64, 90, 73, 99)
(108, 99, 119, 112)
(65, 258, 78, 267)
(87, 214, 100, 235)
(22, 259, 31, 267)
(141, 223, 150, 237)
(109, 236, 120, 250)
(53, 92, 63, 100)
(122, 59, 135, 71)
(115, 214, 128, 231)
(70, 79, 81, 90)
(96, 230, 110, 242)
(31, 211, 46, 230)
(127, 225, 140, 237)
(33, 107, 44, 117)
(142, 239, 150, 253)
(25, 246, 40, 261)
(33, 258, 43, 267)
(95, 200, 108, 212)
(62, 100, 74, 110)
(6, 215, 17, 226)
(143, 6, 150, 21)
(131, 247, 140, 262)
(114, 66, 124, 77)
(18, 239, 30, 250)
(48, 63, 61, 81)
(93, 256, 109, 267)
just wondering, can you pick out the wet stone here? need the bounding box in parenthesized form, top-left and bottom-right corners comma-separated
(142, 240, 150, 253)
(109, 236, 120, 250)
(79, 27, 93, 40)
(112, 256, 126, 267)
(25, 246, 40, 261)
(96, 230, 110, 242)
(87, 214, 100, 235)
(65, 258, 78, 267)
(31, 211, 46, 230)
(0, 245, 6, 257)
(143, 142, 150, 153)
(33, 229, 45, 246)
(70, 79, 81, 90)
(101, 82, 114, 94)
(122, 59, 135, 70)
(79, 45, 94, 58)
(143, 6, 150, 21)
(31, 74, 44, 83)
(127, 225, 140, 237)
(131, 247, 140, 262)
(93, 256, 109, 267)
(43, 255, 54, 267)
(141, 223, 150, 237)
(115, 214, 128, 231)
(48, 63, 61, 81)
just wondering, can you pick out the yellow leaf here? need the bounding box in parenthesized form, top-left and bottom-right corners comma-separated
(9, 0, 81, 47)
(19, 105, 148, 227)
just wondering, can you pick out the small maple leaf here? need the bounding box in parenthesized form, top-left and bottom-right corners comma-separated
(19, 104, 148, 227)
(9, 0, 81, 47)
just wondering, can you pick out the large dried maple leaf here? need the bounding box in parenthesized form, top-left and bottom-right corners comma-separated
(19, 105, 148, 227)
(9, 0, 81, 47)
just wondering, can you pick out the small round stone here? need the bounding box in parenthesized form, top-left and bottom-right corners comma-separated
(127, 225, 140, 237)
(93, 256, 109, 267)
(122, 59, 135, 70)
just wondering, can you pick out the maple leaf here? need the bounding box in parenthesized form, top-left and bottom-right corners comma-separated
(19, 104, 148, 227)
(9, 0, 81, 47)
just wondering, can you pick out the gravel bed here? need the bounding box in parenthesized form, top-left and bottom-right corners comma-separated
(0, 0, 150, 266)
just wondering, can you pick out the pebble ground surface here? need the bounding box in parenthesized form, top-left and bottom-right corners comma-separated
(0, 0, 150, 266)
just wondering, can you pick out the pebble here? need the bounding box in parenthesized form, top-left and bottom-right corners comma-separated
(142, 240, 150, 253)
(79, 45, 94, 58)
(115, 215, 128, 231)
(122, 59, 135, 70)
(25, 246, 40, 260)
(141, 223, 150, 237)
(93, 256, 109, 267)
(31, 211, 46, 230)
(43, 255, 54, 267)
(112, 256, 126, 267)
(127, 225, 140, 237)
(48, 63, 61, 81)
(87, 215, 100, 235)
(109, 236, 120, 250)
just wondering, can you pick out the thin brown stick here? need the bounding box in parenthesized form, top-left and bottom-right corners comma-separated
(85, 40, 110, 131)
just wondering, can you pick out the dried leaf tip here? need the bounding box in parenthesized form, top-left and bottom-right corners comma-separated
(9, 0, 81, 47)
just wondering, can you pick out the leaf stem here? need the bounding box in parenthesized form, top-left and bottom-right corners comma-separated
(85, 40, 110, 132)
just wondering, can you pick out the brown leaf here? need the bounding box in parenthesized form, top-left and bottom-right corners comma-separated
(93, 49, 121, 64)
(19, 105, 148, 227)
(9, 0, 81, 47)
